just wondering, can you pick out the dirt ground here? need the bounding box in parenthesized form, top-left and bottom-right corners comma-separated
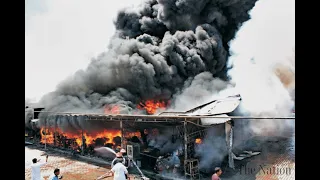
(25, 146, 138, 180)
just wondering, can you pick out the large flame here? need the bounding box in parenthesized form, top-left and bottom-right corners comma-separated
(40, 128, 141, 148)
(40, 128, 55, 144)
(104, 100, 169, 115)
(137, 100, 168, 114)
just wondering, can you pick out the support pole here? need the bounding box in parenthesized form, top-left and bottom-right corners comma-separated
(184, 120, 187, 160)
(225, 120, 234, 169)
(32, 109, 35, 144)
(184, 120, 188, 178)
(54, 119, 57, 146)
(120, 120, 124, 149)
(81, 130, 84, 155)
(44, 118, 47, 150)
(32, 122, 35, 144)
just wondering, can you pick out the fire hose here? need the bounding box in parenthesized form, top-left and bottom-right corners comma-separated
(127, 157, 149, 180)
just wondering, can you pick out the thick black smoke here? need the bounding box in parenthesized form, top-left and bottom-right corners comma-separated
(38, 0, 257, 116)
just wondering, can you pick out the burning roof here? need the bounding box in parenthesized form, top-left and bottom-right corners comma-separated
(159, 94, 241, 116)
(32, 94, 241, 134)
(185, 94, 241, 115)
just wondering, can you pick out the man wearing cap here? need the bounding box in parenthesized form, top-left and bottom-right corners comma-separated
(212, 167, 222, 180)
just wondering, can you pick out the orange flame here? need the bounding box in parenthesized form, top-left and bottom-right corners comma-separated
(137, 100, 168, 114)
(40, 129, 55, 144)
(125, 131, 141, 137)
(104, 105, 120, 114)
(40, 128, 141, 148)
(195, 138, 202, 144)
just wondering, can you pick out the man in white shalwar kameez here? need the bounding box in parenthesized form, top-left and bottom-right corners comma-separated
(31, 155, 48, 180)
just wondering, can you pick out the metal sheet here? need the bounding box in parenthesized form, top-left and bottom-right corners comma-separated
(200, 114, 231, 125)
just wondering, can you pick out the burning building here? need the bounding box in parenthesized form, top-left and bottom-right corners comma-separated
(26, 94, 252, 178)
(23, 0, 272, 178)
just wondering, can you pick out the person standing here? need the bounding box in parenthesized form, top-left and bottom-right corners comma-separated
(212, 167, 222, 180)
(31, 155, 48, 180)
(97, 159, 129, 180)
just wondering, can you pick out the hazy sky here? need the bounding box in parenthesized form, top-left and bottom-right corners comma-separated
(25, 0, 294, 102)
(25, 0, 142, 102)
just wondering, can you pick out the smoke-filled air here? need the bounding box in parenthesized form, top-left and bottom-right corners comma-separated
(38, 0, 259, 116)
(228, 0, 295, 136)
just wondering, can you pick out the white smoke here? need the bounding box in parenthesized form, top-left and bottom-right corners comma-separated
(192, 0, 295, 172)
(228, 0, 295, 135)
(169, 1, 295, 115)
(170, 72, 234, 111)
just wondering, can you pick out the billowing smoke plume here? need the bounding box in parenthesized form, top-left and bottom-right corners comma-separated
(188, 0, 294, 172)
(38, 0, 258, 118)
(26, 0, 296, 175)
(33, 2, 259, 169)
(227, 0, 295, 136)
(169, 72, 234, 111)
